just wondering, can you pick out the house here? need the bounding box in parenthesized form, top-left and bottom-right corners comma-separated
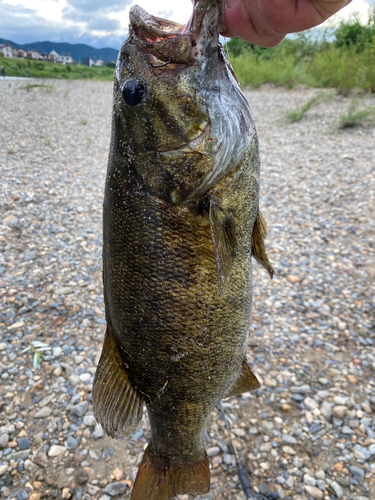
(49, 50, 59, 62)
(57, 53, 73, 64)
(0, 43, 18, 58)
(28, 49, 43, 60)
(17, 49, 27, 58)
(82, 57, 95, 67)
(94, 59, 104, 67)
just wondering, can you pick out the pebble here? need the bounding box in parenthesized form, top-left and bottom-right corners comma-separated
(71, 401, 89, 417)
(315, 470, 325, 480)
(291, 385, 311, 394)
(39, 394, 55, 407)
(0, 464, 9, 476)
(329, 481, 344, 498)
(0, 82, 374, 500)
(304, 474, 316, 486)
(7, 450, 30, 461)
(333, 406, 348, 419)
(18, 437, 30, 450)
(320, 402, 333, 420)
(304, 485, 324, 500)
(0, 433, 9, 448)
(304, 397, 319, 411)
(65, 437, 79, 450)
(282, 435, 298, 444)
(92, 424, 104, 439)
(350, 466, 365, 481)
(207, 446, 220, 457)
(282, 446, 296, 455)
(83, 415, 97, 427)
(342, 426, 355, 435)
(32, 445, 48, 468)
(104, 482, 127, 496)
(48, 445, 67, 457)
(354, 444, 371, 461)
(34, 407, 53, 419)
(53, 346, 62, 357)
(333, 396, 349, 406)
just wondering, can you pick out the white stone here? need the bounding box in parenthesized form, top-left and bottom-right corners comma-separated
(35, 407, 53, 418)
(0, 464, 8, 476)
(304, 397, 319, 411)
(83, 415, 97, 427)
(305, 485, 324, 500)
(53, 347, 62, 357)
(48, 445, 67, 457)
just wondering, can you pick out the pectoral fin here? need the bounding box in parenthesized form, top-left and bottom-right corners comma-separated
(92, 326, 144, 439)
(226, 358, 261, 397)
(251, 210, 274, 279)
(209, 201, 237, 296)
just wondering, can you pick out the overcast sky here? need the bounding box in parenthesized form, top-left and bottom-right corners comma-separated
(1, 0, 373, 49)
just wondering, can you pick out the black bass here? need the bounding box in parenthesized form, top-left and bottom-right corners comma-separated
(93, 1, 273, 499)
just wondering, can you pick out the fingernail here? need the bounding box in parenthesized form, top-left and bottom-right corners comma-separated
(225, 0, 238, 8)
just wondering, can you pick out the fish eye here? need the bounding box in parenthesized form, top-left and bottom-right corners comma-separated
(121, 79, 145, 107)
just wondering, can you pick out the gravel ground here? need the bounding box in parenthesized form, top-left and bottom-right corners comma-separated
(0, 78, 374, 500)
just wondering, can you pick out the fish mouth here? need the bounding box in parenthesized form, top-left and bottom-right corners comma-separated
(129, 0, 221, 66)
(129, 1, 255, 205)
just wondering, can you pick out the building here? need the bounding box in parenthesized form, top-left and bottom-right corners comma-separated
(94, 59, 104, 67)
(49, 50, 59, 62)
(0, 43, 18, 58)
(82, 57, 95, 67)
(28, 49, 43, 60)
(57, 53, 73, 64)
(17, 49, 27, 58)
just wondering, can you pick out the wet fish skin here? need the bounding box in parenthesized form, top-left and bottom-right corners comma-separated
(93, 1, 272, 499)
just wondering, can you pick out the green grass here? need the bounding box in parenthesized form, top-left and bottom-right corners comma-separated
(338, 97, 375, 128)
(0, 56, 115, 81)
(229, 42, 375, 94)
(19, 82, 53, 92)
(283, 91, 334, 122)
(227, 5, 375, 94)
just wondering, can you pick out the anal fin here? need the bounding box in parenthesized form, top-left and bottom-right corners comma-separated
(131, 444, 210, 500)
(93, 327, 143, 439)
(210, 200, 237, 296)
(225, 358, 261, 398)
(251, 210, 274, 279)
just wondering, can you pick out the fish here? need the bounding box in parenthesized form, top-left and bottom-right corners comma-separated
(92, 1, 274, 499)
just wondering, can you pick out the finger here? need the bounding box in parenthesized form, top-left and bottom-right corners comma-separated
(222, 0, 285, 46)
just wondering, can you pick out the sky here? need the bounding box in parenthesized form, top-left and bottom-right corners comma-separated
(0, 0, 373, 49)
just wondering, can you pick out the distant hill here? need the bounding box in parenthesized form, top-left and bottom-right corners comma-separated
(0, 38, 118, 63)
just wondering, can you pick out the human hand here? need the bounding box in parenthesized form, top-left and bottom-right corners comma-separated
(221, 0, 352, 47)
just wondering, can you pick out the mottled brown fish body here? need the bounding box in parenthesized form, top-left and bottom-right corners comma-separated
(103, 141, 258, 453)
(93, 1, 273, 499)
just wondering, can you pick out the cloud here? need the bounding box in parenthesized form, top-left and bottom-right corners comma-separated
(0, 1, 126, 48)
(62, 6, 122, 31)
(0, 2, 66, 43)
(65, 0, 133, 14)
(86, 17, 122, 32)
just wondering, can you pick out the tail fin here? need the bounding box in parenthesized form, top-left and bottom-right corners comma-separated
(131, 444, 210, 500)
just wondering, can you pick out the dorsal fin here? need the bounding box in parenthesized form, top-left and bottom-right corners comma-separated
(251, 210, 274, 279)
